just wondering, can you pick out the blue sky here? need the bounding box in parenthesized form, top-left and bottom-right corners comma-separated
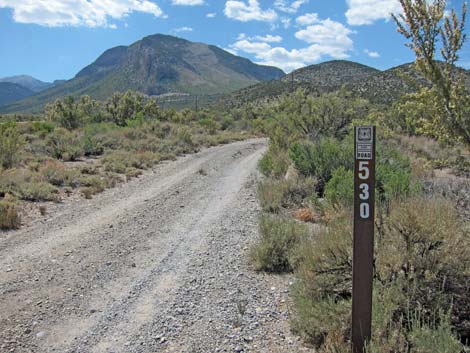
(0, 0, 468, 82)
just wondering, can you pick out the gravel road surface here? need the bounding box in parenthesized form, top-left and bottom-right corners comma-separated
(0, 139, 312, 353)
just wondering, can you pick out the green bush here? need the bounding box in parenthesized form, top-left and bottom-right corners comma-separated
(376, 144, 418, 202)
(31, 121, 55, 137)
(47, 128, 83, 161)
(82, 132, 104, 156)
(0, 122, 23, 169)
(198, 118, 220, 134)
(17, 182, 59, 202)
(324, 167, 354, 207)
(258, 147, 290, 178)
(0, 200, 20, 230)
(250, 214, 309, 272)
(289, 138, 353, 191)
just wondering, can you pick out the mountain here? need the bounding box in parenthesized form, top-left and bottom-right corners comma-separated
(215, 60, 470, 108)
(0, 82, 34, 106)
(215, 60, 380, 108)
(0, 75, 53, 93)
(0, 34, 284, 113)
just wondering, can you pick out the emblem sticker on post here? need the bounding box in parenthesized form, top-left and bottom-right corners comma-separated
(356, 126, 373, 160)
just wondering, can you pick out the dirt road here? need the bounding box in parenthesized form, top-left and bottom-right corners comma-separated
(0, 139, 311, 353)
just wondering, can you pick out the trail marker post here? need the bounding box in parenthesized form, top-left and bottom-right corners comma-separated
(352, 126, 376, 353)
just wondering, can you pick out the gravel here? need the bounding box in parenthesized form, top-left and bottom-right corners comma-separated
(0, 139, 313, 353)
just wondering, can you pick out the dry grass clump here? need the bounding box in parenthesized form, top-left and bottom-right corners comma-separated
(293, 207, 319, 223)
(257, 177, 317, 213)
(0, 199, 20, 229)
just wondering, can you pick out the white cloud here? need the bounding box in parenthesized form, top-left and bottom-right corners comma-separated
(206, 12, 217, 18)
(295, 19, 354, 50)
(345, 0, 402, 26)
(109, 24, 118, 29)
(296, 13, 319, 26)
(274, 0, 309, 14)
(224, 0, 278, 22)
(237, 33, 282, 43)
(172, 0, 204, 5)
(281, 17, 292, 28)
(174, 26, 193, 32)
(254, 34, 283, 43)
(0, 0, 164, 27)
(230, 17, 354, 72)
(364, 49, 380, 58)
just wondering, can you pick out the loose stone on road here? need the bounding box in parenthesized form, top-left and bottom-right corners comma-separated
(0, 139, 312, 353)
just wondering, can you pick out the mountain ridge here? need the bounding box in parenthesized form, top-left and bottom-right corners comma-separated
(0, 34, 284, 113)
(0, 82, 34, 106)
(0, 75, 53, 93)
(214, 60, 470, 108)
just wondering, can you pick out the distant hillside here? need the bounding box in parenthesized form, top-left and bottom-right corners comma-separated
(216, 60, 379, 107)
(215, 60, 470, 108)
(0, 82, 34, 106)
(0, 34, 284, 113)
(0, 75, 53, 93)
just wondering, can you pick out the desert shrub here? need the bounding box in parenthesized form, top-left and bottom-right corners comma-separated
(0, 200, 20, 230)
(102, 152, 129, 174)
(220, 115, 234, 130)
(291, 211, 352, 345)
(31, 121, 55, 137)
(0, 169, 59, 202)
(102, 151, 160, 174)
(376, 196, 470, 341)
(324, 167, 354, 208)
(39, 160, 79, 187)
(17, 182, 59, 202)
(250, 214, 309, 272)
(47, 128, 83, 161)
(294, 211, 352, 300)
(125, 168, 143, 180)
(174, 126, 194, 146)
(376, 144, 418, 202)
(292, 196, 469, 349)
(258, 147, 290, 178)
(78, 175, 107, 189)
(133, 151, 160, 169)
(82, 131, 104, 156)
(406, 312, 464, 353)
(0, 122, 23, 169)
(289, 138, 353, 191)
(198, 118, 220, 134)
(258, 178, 317, 213)
(79, 176, 107, 199)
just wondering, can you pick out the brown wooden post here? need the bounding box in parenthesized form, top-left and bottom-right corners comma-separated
(352, 126, 376, 353)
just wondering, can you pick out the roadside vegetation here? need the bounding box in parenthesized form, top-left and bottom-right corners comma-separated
(250, 1, 469, 352)
(0, 91, 251, 230)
